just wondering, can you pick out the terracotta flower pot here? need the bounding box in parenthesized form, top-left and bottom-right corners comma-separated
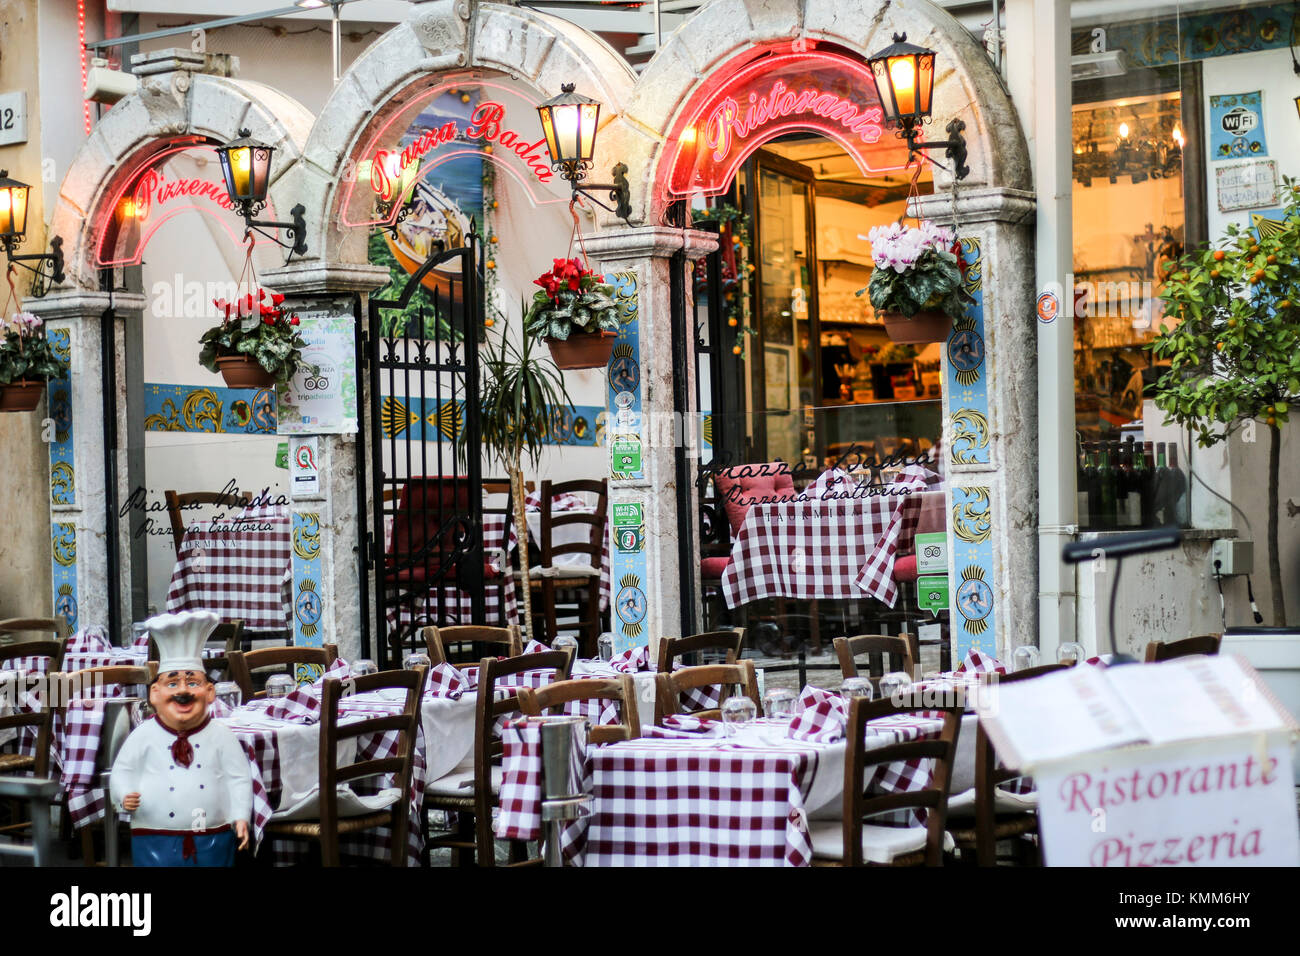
(546, 331, 617, 370)
(881, 309, 954, 345)
(0, 380, 45, 412)
(215, 355, 276, 389)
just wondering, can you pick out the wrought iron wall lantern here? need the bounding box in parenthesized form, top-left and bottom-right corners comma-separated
(866, 33, 970, 180)
(0, 171, 65, 287)
(536, 84, 633, 223)
(214, 129, 308, 258)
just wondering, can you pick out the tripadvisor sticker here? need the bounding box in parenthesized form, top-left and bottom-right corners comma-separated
(917, 575, 949, 617)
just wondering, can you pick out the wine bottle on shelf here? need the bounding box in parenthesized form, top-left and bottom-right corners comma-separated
(1122, 438, 1143, 527)
(1166, 443, 1189, 527)
(1097, 443, 1118, 529)
(1131, 439, 1151, 527)
(1140, 441, 1157, 527)
(1153, 442, 1169, 524)
(1077, 442, 1092, 528)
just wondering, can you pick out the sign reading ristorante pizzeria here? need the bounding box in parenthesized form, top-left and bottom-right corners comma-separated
(662, 45, 909, 198)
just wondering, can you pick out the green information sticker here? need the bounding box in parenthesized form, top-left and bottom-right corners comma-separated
(613, 502, 645, 553)
(276, 440, 289, 470)
(916, 532, 948, 575)
(611, 436, 642, 473)
(612, 503, 644, 526)
(917, 575, 950, 617)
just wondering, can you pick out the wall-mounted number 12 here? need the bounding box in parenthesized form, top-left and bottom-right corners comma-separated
(0, 109, 15, 130)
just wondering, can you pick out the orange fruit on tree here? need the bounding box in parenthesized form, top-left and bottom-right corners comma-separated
(1267, 416, 1277, 426)
(1267, 254, 1277, 265)
(732, 345, 742, 355)
(1213, 250, 1225, 261)
(1210, 269, 1220, 279)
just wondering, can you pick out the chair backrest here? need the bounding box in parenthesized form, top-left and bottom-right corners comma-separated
(653, 660, 760, 724)
(473, 652, 572, 800)
(0, 617, 70, 642)
(481, 479, 517, 562)
(0, 705, 52, 776)
(0, 637, 67, 675)
(844, 696, 963, 866)
(164, 490, 254, 555)
(316, 666, 427, 864)
(226, 644, 339, 701)
(1145, 633, 1222, 663)
(386, 477, 473, 568)
(656, 628, 745, 674)
(422, 625, 522, 667)
(712, 462, 796, 538)
(518, 676, 640, 744)
(52, 665, 156, 712)
(538, 479, 607, 569)
(834, 634, 916, 682)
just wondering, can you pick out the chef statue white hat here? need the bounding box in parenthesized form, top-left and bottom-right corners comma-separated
(145, 610, 220, 673)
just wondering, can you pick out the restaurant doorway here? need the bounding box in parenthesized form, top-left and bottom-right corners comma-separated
(363, 235, 485, 667)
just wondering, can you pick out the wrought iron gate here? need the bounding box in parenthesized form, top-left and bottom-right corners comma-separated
(362, 235, 484, 667)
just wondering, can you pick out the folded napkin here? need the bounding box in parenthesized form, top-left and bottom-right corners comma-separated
(319, 658, 352, 682)
(67, 626, 112, 655)
(259, 687, 322, 724)
(787, 686, 849, 743)
(425, 661, 470, 699)
(608, 646, 650, 673)
(956, 648, 1005, 675)
(521, 639, 550, 656)
(660, 714, 722, 734)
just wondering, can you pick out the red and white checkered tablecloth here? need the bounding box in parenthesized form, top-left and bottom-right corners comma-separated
(165, 504, 293, 632)
(721, 493, 921, 610)
(483, 512, 611, 613)
(386, 579, 520, 634)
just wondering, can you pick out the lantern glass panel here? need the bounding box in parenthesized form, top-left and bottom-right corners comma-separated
(577, 102, 600, 162)
(0, 183, 28, 237)
(888, 53, 919, 117)
(916, 51, 935, 117)
(538, 107, 561, 166)
(251, 146, 272, 203)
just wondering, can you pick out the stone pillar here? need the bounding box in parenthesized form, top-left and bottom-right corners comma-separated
(580, 226, 717, 660)
(912, 187, 1037, 660)
(27, 290, 146, 642)
(261, 262, 389, 664)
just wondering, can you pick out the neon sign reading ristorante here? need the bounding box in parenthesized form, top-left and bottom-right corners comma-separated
(704, 79, 884, 162)
(369, 101, 553, 201)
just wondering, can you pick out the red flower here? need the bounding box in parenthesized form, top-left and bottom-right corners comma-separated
(270, 293, 285, 306)
(290, 316, 300, 326)
(951, 238, 969, 275)
(567, 276, 580, 291)
(263, 315, 275, 325)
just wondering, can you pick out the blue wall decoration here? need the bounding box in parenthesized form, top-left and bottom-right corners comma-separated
(143, 383, 277, 434)
(51, 522, 78, 635)
(46, 329, 74, 506)
(291, 511, 324, 650)
(950, 486, 997, 659)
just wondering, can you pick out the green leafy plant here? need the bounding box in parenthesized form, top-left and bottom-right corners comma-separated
(0, 312, 68, 384)
(478, 309, 573, 641)
(875, 342, 918, 365)
(1148, 177, 1300, 625)
(860, 221, 973, 320)
(523, 257, 618, 341)
(199, 289, 315, 385)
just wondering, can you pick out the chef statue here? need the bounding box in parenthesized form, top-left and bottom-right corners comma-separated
(110, 610, 252, 866)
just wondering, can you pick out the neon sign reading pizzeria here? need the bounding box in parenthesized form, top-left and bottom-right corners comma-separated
(663, 46, 910, 198)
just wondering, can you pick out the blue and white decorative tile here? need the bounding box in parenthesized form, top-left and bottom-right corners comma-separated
(291, 511, 324, 652)
(51, 522, 78, 635)
(949, 486, 996, 659)
(946, 238, 991, 468)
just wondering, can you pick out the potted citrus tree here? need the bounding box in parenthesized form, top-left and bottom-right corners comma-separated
(0, 312, 68, 412)
(524, 256, 619, 369)
(862, 221, 972, 343)
(1149, 178, 1300, 626)
(200, 288, 313, 389)
(479, 309, 573, 641)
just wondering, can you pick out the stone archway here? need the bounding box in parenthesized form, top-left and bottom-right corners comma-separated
(30, 50, 316, 640)
(609, 0, 1038, 657)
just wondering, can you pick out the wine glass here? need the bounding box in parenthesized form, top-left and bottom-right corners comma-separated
(878, 671, 912, 702)
(403, 652, 431, 670)
(839, 677, 873, 701)
(1012, 646, 1041, 672)
(720, 695, 757, 736)
(264, 674, 294, 699)
(1057, 642, 1086, 666)
(350, 659, 378, 678)
(552, 635, 579, 659)
(762, 687, 797, 718)
(214, 681, 242, 713)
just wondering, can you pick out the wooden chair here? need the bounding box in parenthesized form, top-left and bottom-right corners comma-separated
(164, 490, 254, 556)
(0, 638, 67, 675)
(51, 665, 156, 865)
(0, 704, 53, 841)
(810, 695, 962, 867)
(656, 628, 745, 674)
(226, 643, 338, 701)
(528, 478, 607, 654)
(653, 660, 760, 725)
(1144, 633, 1222, 663)
(948, 663, 1067, 865)
(423, 650, 571, 866)
(518, 676, 641, 744)
(413, 625, 522, 668)
(264, 666, 427, 866)
(0, 617, 70, 642)
(834, 634, 918, 688)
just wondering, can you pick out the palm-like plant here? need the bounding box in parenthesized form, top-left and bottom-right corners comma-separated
(478, 312, 573, 642)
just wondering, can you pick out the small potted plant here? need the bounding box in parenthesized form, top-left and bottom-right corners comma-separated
(0, 312, 68, 412)
(200, 289, 313, 389)
(861, 221, 973, 343)
(523, 256, 619, 369)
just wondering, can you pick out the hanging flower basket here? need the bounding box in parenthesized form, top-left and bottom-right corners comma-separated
(524, 257, 620, 371)
(213, 354, 276, 389)
(0, 379, 45, 412)
(880, 309, 954, 344)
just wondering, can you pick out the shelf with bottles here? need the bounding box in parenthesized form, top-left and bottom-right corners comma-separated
(1074, 436, 1190, 531)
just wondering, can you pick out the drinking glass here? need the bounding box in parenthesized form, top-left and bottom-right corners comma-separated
(762, 687, 797, 718)
(264, 674, 294, 699)
(839, 677, 873, 701)
(214, 681, 242, 712)
(721, 695, 757, 736)
(1012, 646, 1041, 672)
(552, 636, 579, 658)
(1057, 642, 1086, 666)
(131, 623, 149, 648)
(350, 659, 378, 678)
(597, 632, 614, 662)
(403, 652, 431, 670)
(878, 671, 912, 702)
